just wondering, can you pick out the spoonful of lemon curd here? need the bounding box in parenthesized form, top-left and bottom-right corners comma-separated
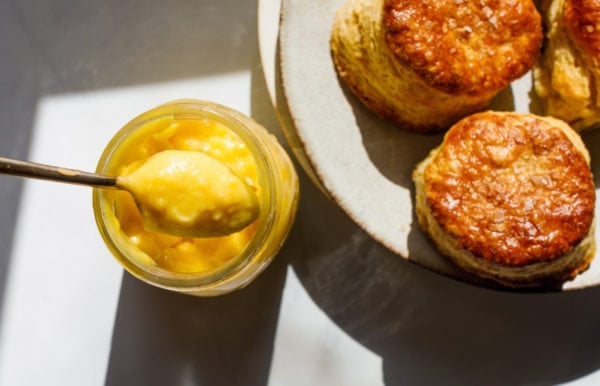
(0, 150, 260, 238)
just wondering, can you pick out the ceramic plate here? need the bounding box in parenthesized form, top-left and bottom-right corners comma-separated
(261, 0, 600, 290)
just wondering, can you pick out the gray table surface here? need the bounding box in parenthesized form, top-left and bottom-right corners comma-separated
(2, 1, 600, 385)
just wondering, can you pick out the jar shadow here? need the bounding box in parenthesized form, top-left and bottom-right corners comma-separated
(104, 242, 289, 386)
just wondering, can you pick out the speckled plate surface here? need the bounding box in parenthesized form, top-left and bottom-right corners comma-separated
(261, 0, 600, 291)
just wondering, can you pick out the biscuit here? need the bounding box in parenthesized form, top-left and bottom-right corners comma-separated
(533, 0, 600, 130)
(331, 0, 542, 133)
(413, 111, 596, 287)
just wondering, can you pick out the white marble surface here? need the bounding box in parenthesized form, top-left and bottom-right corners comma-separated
(1, 1, 600, 385)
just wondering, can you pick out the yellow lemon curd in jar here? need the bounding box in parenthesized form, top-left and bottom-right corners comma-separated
(111, 115, 260, 274)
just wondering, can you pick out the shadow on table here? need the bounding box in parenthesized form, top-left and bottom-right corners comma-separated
(289, 161, 600, 385)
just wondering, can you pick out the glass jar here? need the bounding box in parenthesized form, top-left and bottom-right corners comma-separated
(93, 100, 299, 296)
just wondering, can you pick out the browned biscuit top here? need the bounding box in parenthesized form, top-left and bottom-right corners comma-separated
(564, 0, 600, 61)
(383, 0, 542, 95)
(424, 112, 595, 267)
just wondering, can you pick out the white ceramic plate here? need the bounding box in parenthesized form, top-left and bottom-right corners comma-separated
(260, 0, 600, 291)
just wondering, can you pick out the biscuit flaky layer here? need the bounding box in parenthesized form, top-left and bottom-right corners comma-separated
(413, 111, 596, 287)
(331, 0, 542, 132)
(534, 0, 600, 130)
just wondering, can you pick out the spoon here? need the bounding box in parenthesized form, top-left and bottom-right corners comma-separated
(0, 152, 260, 238)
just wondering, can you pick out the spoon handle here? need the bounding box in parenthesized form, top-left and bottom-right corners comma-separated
(0, 156, 117, 188)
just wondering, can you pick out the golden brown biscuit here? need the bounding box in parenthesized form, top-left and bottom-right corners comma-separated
(331, 0, 542, 133)
(413, 111, 596, 287)
(534, 0, 600, 130)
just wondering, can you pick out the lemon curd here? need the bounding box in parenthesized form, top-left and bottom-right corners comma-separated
(114, 119, 260, 273)
(94, 100, 299, 296)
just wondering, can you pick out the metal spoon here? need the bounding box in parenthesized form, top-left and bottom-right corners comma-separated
(0, 154, 259, 238)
